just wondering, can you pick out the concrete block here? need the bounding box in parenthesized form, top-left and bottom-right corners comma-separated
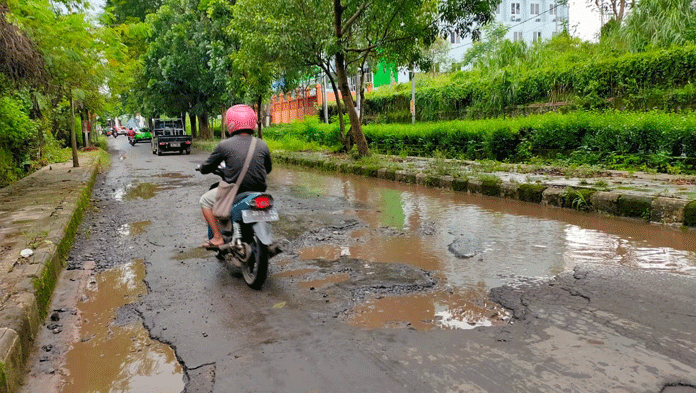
(12, 293, 39, 339)
(19, 263, 42, 279)
(617, 194, 654, 219)
(396, 171, 416, 183)
(651, 197, 689, 224)
(0, 305, 33, 366)
(415, 173, 427, 185)
(468, 178, 483, 194)
(590, 191, 620, 215)
(541, 187, 566, 207)
(500, 182, 519, 200)
(439, 176, 454, 189)
(452, 178, 468, 192)
(517, 184, 547, 203)
(0, 328, 23, 393)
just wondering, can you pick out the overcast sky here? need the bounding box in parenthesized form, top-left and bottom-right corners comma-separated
(569, 0, 602, 41)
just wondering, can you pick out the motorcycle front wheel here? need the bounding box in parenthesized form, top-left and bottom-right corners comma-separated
(242, 235, 268, 290)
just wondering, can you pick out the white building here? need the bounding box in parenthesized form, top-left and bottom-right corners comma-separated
(447, 0, 569, 66)
(390, 1, 569, 83)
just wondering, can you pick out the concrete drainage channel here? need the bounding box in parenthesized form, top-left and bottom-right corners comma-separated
(273, 151, 696, 227)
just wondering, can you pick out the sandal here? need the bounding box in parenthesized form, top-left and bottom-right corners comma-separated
(200, 240, 222, 250)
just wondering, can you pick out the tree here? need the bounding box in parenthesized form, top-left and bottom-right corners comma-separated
(0, 3, 46, 86)
(139, 0, 237, 139)
(5, 0, 119, 166)
(105, 0, 163, 24)
(590, 0, 634, 26)
(619, 0, 696, 52)
(235, 0, 497, 157)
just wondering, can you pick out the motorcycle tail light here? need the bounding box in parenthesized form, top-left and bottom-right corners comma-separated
(250, 194, 273, 209)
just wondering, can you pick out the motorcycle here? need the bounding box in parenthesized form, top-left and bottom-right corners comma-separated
(196, 163, 281, 290)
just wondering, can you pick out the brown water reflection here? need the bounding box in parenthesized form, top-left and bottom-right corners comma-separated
(273, 167, 696, 330)
(299, 273, 350, 290)
(60, 259, 184, 393)
(273, 168, 696, 284)
(124, 183, 159, 200)
(118, 220, 152, 236)
(347, 284, 509, 331)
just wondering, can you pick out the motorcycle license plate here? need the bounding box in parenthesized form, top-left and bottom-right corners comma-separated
(242, 208, 279, 223)
(170, 142, 180, 147)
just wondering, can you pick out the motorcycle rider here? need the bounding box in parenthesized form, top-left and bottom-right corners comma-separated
(199, 104, 272, 249)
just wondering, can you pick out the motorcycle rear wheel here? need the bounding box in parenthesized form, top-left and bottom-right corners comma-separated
(242, 235, 268, 290)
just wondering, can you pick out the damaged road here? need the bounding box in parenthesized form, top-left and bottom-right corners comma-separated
(21, 137, 696, 393)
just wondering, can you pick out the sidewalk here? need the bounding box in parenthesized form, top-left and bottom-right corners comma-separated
(0, 157, 100, 393)
(274, 151, 696, 226)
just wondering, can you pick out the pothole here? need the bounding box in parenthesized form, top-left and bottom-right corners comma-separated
(346, 283, 509, 331)
(60, 259, 184, 392)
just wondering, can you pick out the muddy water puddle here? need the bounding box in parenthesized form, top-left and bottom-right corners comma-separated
(118, 220, 152, 236)
(61, 259, 184, 393)
(272, 167, 696, 329)
(113, 183, 165, 201)
(347, 284, 509, 331)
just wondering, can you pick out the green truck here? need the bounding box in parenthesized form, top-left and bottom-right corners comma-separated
(129, 127, 152, 146)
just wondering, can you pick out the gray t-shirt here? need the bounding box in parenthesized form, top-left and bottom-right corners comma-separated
(200, 134, 272, 193)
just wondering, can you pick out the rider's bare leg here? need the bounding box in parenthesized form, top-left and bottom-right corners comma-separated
(202, 207, 224, 246)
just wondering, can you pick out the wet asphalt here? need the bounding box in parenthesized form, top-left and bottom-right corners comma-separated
(20, 136, 696, 393)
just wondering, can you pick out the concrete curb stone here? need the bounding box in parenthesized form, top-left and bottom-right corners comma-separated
(651, 197, 690, 224)
(0, 157, 100, 393)
(275, 151, 695, 227)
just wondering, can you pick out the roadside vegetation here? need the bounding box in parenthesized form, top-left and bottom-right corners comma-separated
(3, 0, 696, 187)
(262, 0, 696, 176)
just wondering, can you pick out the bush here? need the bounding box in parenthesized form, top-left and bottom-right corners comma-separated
(266, 111, 696, 173)
(363, 45, 696, 121)
(0, 95, 36, 186)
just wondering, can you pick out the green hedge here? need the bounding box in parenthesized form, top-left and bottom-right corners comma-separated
(266, 111, 696, 173)
(363, 45, 696, 121)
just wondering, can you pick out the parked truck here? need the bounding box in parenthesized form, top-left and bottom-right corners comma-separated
(150, 119, 192, 155)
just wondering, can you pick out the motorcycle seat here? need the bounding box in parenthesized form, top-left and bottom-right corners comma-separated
(234, 191, 256, 204)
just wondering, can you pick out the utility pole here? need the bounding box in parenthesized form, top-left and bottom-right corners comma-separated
(322, 73, 329, 123)
(411, 69, 416, 124)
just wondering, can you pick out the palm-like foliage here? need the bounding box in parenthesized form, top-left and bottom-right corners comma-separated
(620, 0, 696, 52)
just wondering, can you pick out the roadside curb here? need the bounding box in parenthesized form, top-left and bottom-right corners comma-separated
(274, 152, 695, 227)
(0, 157, 101, 393)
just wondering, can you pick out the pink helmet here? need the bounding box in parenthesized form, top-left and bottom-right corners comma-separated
(225, 104, 257, 135)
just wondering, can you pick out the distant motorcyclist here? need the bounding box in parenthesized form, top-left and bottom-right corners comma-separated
(199, 104, 272, 249)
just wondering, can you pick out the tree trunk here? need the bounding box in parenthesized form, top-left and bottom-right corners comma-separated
(333, 0, 369, 157)
(70, 96, 79, 167)
(198, 113, 211, 139)
(80, 109, 89, 147)
(325, 68, 349, 150)
(189, 112, 198, 138)
(256, 95, 264, 139)
(30, 93, 44, 160)
(221, 108, 227, 139)
(334, 54, 369, 157)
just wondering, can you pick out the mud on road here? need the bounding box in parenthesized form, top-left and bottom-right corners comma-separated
(20, 137, 696, 393)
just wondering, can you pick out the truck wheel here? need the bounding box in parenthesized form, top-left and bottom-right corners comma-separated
(157, 147, 162, 156)
(185, 148, 191, 155)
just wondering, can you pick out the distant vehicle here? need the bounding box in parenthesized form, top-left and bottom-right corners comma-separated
(129, 128, 153, 146)
(151, 119, 192, 155)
